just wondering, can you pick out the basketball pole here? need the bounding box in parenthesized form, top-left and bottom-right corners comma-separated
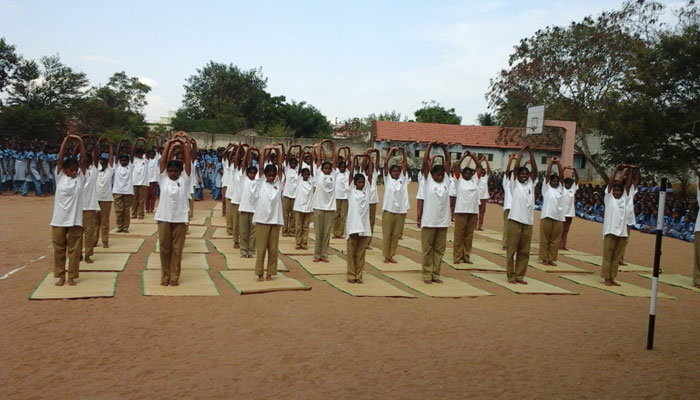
(646, 178, 666, 350)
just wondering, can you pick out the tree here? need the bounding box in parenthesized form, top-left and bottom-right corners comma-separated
(487, 1, 666, 182)
(277, 101, 332, 138)
(0, 37, 20, 106)
(7, 54, 88, 109)
(95, 71, 151, 114)
(476, 112, 499, 126)
(414, 100, 462, 124)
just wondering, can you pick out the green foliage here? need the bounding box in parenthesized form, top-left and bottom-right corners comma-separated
(277, 101, 332, 138)
(0, 104, 65, 141)
(476, 112, 499, 126)
(414, 100, 462, 124)
(0, 37, 20, 106)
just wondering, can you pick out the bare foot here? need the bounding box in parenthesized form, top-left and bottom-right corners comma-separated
(384, 257, 392, 264)
(265, 274, 272, 281)
(515, 279, 528, 285)
(477, 227, 484, 231)
(170, 281, 179, 286)
(295, 246, 302, 250)
(508, 280, 517, 284)
(464, 258, 473, 264)
(68, 278, 76, 286)
(321, 258, 329, 263)
(604, 279, 613, 286)
(695, 284, 700, 289)
(123, 229, 129, 233)
(103, 243, 109, 248)
(234, 243, 240, 249)
(55, 277, 65, 286)
(453, 260, 461, 265)
(160, 282, 169, 286)
(301, 246, 308, 250)
(85, 256, 93, 264)
(433, 278, 443, 284)
(550, 261, 557, 266)
(424, 280, 432, 284)
(611, 279, 621, 286)
(356, 279, 363, 284)
(257, 276, 264, 282)
(389, 257, 398, 264)
(620, 262, 628, 266)
(348, 279, 356, 284)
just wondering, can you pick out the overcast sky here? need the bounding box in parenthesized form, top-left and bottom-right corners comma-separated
(0, 0, 684, 124)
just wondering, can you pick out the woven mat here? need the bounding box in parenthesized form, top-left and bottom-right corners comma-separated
(93, 238, 145, 254)
(213, 203, 223, 211)
(471, 272, 577, 295)
(395, 236, 423, 251)
(444, 253, 505, 271)
(529, 261, 590, 273)
(364, 253, 421, 272)
(30, 272, 118, 300)
(192, 209, 212, 219)
(288, 255, 347, 275)
(564, 254, 652, 272)
(142, 270, 219, 296)
(383, 272, 493, 298)
(308, 233, 341, 245)
(558, 248, 591, 256)
(476, 232, 505, 241)
(320, 274, 416, 298)
(210, 228, 233, 239)
(130, 217, 156, 224)
(219, 270, 310, 294)
(80, 253, 130, 271)
(189, 216, 208, 226)
(146, 253, 210, 270)
(155, 239, 209, 253)
(110, 224, 157, 236)
(210, 216, 227, 227)
(186, 225, 208, 239)
(278, 242, 314, 256)
(222, 253, 288, 271)
(560, 274, 676, 299)
(638, 273, 700, 293)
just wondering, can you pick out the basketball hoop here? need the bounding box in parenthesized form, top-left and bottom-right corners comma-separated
(526, 105, 545, 135)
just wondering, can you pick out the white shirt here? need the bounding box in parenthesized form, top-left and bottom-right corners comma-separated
(222, 160, 230, 188)
(508, 177, 535, 225)
(502, 175, 513, 210)
(625, 185, 637, 226)
(416, 174, 426, 201)
(253, 177, 284, 225)
(334, 169, 349, 200)
(282, 166, 299, 199)
(293, 179, 314, 213)
(311, 168, 338, 211)
(383, 171, 410, 214)
(230, 169, 243, 204)
(132, 156, 149, 186)
(238, 175, 260, 213)
(82, 165, 100, 211)
(540, 183, 565, 221)
(113, 163, 134, 195)
(154, 170, 191, 223)
(478, 173, 490, 200)
(345, 187, 371, 239)
(562, 183, 578, 218)
(420, 174, 451, 228)
(147, 155, 160, 183)
(50, 169, 84, 227)
(603, 191, 628, 237)
(695, 188, 700, 233)
(451, 174, 480, 214)
(96, 166, 114, 202)
(367, 170, 379, 205)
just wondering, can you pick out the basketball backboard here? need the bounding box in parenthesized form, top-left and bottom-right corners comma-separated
(526, 105, 545, 135)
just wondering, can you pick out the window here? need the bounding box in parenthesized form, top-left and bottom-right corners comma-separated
(451, 152, 459, 160)
(414, 149, 420, 158)
(477, 153, 494, 161)
(541, 156, 548, 165)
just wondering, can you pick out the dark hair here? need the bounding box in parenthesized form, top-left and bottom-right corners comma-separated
(321, 161, 332, 169)
(564, 178, 573, 185)
(516, 166, 529, 174)
(246, 165, 258, 174)
(64, 157, 79, 170)
(612, 182, 624, 191)
(430, 164, 445, 175)
(550, 174, 560, 181)
(462, 167, 474, 176)
(85, 152, 93, 164)
(389, 165, 401, 173)
(264, 164, 277, 175)
(119, 154, 130, 162)
(135, 148, 144, 155)
(166, 160, 184, 172)
(288, 157, 298, 164)
(353, 173, 365, 183)
(338, 161, 347, 168)
(301, 167, 310, 175)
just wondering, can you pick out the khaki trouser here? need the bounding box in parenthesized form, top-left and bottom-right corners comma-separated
(113, 194, 133, 231)
(333, 199, 348, 237)
(231, 203, 240, 244)
(295, 211, 312, 247)
(188, 198, 194, 219)
(282, 196, 296, 236)
(382, 211, 406, 258)
(601, 234, 626, 280)
(132, 185, 147, 219)
(502, 209, 510, 248)
(52, 226, 83, 279)
(453, 213, 478, 263)
(478, 199, 487, 229)
(694, 235, 700, 286)
(347, 234, 369, 281)
(560, 217, 573, 249)
(239, 211, 256, 256)
(421, 227, 447, 281)
(146, 182, 158, 212)
(367, 203, 378, 247)
(619, 226, 631, 262)
(82, 210, 97, 258)
(313, 209, 335, 260)
(255, 223, 280, 276)
(226, 201, 234, 235)
(158, 221, 187, 284)
(539, 218, 563, 263)
(95, 201, 112, 245)
(221, 187, 227, 216)
(506, 219, 532, 282)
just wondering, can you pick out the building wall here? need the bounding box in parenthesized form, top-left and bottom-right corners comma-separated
(187, 132, 370, 155)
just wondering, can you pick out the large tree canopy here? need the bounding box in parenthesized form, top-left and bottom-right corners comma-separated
(414, 100, 462, 125)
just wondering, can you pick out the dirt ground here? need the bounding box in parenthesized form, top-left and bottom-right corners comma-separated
(1, 183, 698, 400)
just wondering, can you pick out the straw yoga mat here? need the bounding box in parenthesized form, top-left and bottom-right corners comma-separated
(558, 248, 591, 256)
(560, 274, 676, 299)
(308, 233, 341, 245)
(444, 253, 505, 271)
(473, 243, 507, 256)
(146, 253, 210, 270)
(320, 274, 416, 298)
(30, 272, 118, 300)
(563, 254, 652, 272)
(208, 239, 236, 255)
(210, 216, 227, 227)
(222, 253, 288, 271)
(219, 270, 310, 294)
(186, 225, 208, 238)
(130, 217, 156, 224)
(471, 272, 577, 295)
(80, 253, 130, 272)
(110, 224, 157, 236)
(394, 236, 423, 251)
(192, 209, 212, 219)
(210, 228, 233, 239)
(383, 272, 493, 298)
(93, 238, 145, 254)
(529, 261, 590, 273)
(142, 270, 219, 296)
(189, 216, 208, 226)
(364, 253, 421, 272)
(638, 273, 700, 293)
(213, 203, 223, 211)
(476, 232, 505, 241)
(155, 239, 209, 253)
(278, 242, 314, 256)
(288, 255, 347, 275)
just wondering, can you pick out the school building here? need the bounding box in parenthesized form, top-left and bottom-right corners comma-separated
(371, 120, 596, 179)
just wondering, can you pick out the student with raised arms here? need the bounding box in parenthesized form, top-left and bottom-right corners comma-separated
(505, 146, 537, 284)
